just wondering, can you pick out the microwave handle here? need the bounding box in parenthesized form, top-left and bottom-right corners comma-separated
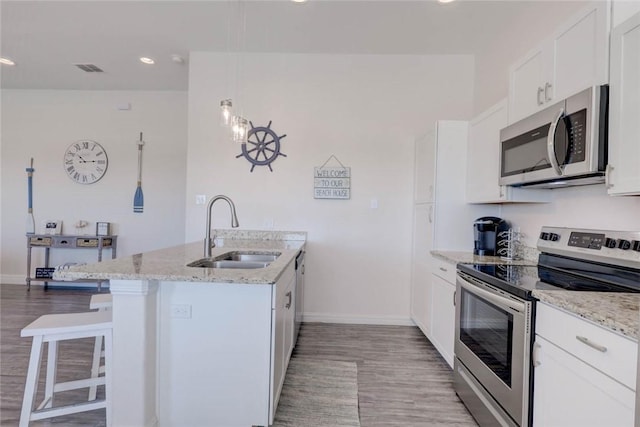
(546, 108, 565, 176)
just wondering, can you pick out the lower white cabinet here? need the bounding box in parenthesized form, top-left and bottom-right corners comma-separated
(410, 203, 433, 336)
(533, 303, 636, 427)
(271, 264, 296, 422)
(429, 258, 456, 368)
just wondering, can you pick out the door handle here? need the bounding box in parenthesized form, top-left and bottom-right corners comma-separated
(532, 341, 542, 367)
(537, 87, 545, 105)
(547, 108, 564, 176)
(544, 82, 553, 102)
(605, 164, 614, 188)
(285, 291, 292, 309)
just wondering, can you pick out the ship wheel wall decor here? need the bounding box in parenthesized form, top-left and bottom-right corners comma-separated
(235, 120, 287, 172)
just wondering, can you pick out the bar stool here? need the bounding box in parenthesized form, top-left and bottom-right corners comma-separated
(89, 294, 112, 401)
(19, 310, 112, 427)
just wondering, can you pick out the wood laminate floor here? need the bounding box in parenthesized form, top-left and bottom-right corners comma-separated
(1, 284, 477, 426)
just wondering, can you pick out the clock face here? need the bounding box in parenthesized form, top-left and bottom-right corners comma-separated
(63, 140, 108, 184)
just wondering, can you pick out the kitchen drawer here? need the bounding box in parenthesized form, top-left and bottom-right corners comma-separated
(536, 302, 637, 390)
(431, 257, 456, 284)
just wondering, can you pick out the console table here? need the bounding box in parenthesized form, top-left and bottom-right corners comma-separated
(26, 234, 117, 290)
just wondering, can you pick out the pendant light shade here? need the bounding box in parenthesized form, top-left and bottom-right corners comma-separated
(220, 99, 233, 126)
(232, 116, 249, 144)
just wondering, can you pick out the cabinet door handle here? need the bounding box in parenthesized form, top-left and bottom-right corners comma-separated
(453, 290, 456, 307)
(576, 335, 607, 353)
(428, 205, 433, 223)
(285, 291, 292, 309)
(532, 341, 542, 367)
(605, 164, 614, 188)
(439, 267, 447, 272)
(537, 87, 545, 105)
(544, 82, 553, 102)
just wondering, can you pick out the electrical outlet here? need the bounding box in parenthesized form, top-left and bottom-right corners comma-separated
(196, 195, 206, 205)
(171, 304, 192, 319)
(370, 198, 378, 209)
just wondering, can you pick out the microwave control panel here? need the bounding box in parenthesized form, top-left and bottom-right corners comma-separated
(561, 109, 587, 164)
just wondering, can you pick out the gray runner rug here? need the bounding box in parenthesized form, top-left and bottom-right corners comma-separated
(273, 358, 361, 427)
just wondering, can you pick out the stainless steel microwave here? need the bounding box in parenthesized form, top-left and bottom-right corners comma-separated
(499, 86, 608, 188)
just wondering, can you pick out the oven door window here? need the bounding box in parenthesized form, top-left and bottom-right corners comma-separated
(459, 287, 513, 387)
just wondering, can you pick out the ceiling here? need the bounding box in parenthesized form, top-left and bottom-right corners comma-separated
(1, 0, 587, 91)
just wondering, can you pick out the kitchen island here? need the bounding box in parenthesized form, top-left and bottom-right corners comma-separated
(54, 230, 306, 427)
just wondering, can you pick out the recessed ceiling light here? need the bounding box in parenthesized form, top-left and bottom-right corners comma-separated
(0, 57, 16, 66)
(292, 0, 307, 3)
(139, 57, 155, 65)
(438, 0, 455, 3)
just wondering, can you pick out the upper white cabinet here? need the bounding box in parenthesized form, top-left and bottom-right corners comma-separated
(414, 130, 436, 204)
(607, 10, 640, 196)
(466, 99, 550, 204)
(509, 1, 610, 124)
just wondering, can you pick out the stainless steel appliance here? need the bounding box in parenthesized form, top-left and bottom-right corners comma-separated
(474, 217, 510, 256)
(454, 226, 640, 427)
(499, 86, 608, 188)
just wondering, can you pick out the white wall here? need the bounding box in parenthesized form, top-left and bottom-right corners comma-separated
(473, 1, 590, 115)
(186, 52, 474, 324)
(500, 186, 640, 248)
(1, 90, 188, 284)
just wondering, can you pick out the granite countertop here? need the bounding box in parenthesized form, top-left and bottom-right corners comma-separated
(431, 250, 537, 266)
(432, 250, 639, 340)
(533, 290, 640, 340)
(53, 229, 306, 285)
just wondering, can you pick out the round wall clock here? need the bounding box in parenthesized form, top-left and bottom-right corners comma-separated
(63, 140, 108, 184)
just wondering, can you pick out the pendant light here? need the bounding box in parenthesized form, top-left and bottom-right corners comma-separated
(220, 99, 233, 126)
(232, 116, 249, 144)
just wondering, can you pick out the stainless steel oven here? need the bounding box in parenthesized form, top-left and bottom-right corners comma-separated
(454, 226, 640, 427)
(454, 271, 533, 427)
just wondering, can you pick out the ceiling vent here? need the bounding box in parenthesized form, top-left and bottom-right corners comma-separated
(74, 63, 104, 72)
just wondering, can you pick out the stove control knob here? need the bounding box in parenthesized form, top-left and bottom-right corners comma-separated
(549, 233, 560, 242)
(540, 232, 550, 241)
(605, 238, 617, 248)
(617, 239, 631, 250)
(632, 240, 640, 252)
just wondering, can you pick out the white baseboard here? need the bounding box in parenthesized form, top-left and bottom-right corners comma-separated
(1, 274, 26, 285)
(302, 312, 414, 326)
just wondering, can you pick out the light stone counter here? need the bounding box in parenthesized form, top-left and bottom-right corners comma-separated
(53, 229, 306, 285)
(431, 249, 538, 266)
(533, 290, 640, 339)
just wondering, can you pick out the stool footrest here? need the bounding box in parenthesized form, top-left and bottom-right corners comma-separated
(30, 399, 107, 421)
(54, 376, 105, 393)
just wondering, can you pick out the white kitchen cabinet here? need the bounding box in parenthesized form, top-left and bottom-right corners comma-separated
(414, 130, 436, 203)
(466, 99, 550, 204)
(271, 263, 296, 422)
(410, 203, 433, 336)
(613, 0, 640, 27)
(607, 10, 640, 196)
(410, 122, 495, 360)
(429, 258, 456, 368)
(508, 1, 610, 123)
(533, 303, 636, 427)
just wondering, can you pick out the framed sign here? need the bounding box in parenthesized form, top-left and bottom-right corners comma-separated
(314, 155, 351, 199)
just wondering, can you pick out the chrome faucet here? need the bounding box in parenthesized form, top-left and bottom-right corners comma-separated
(204, 195, 239, 257)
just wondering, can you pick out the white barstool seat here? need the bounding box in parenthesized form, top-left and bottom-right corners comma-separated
(89, 293, 112, 401)
(19, 311, 112, 427)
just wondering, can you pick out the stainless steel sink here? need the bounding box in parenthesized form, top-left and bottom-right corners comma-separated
(187, 251, 281, 269)
(223, 253, 279, 262)
(188, 259, 270, 269)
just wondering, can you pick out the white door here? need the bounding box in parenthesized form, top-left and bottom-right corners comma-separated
(509, 46, 546, 123)
(608, 11, 640, 196)
(414, 131, 436, 203)
(430, 274, 455, 368)
(410, 203, 433, 336)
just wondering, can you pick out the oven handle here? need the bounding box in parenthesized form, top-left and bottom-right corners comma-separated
(457, 273, 525, 314)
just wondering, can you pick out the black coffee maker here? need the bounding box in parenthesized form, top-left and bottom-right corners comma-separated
(473, 217, 510, 256)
